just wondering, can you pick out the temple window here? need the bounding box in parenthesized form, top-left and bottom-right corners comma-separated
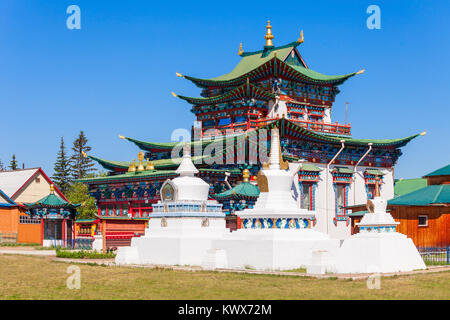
(331, 167, 353, 222)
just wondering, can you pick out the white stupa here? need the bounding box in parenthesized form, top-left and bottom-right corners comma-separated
(115, 144, 229, 266)
(210, 127, 339, 271)
(336, 178, 426, 273)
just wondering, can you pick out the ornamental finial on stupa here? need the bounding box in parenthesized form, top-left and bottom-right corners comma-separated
(264, 20, 274, 47)
(374, 175, 381, 197)
(50, 184, 55, 194)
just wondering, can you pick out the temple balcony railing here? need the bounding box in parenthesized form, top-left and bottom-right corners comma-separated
(199, 117, 351, 138)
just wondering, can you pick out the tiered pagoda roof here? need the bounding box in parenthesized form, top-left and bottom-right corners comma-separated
(177, 41, 361, 88)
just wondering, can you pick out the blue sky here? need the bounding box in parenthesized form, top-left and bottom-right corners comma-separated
(0, 0, 448, 178)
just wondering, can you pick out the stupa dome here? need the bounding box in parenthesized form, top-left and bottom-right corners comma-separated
(160, 144, 210, 202)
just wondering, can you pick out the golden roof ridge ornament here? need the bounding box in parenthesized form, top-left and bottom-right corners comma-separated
(242, 169, 250, 183)
(119, 134, 125, 140)
(50, 184, 55, 194)
(264, 20, 274, 47)
(297, 30, 304, 44)
(176, 72, 183, 78)
(145, 158, 155, 171)
(128, 159, 136, 173)
(171, 91, 177, 97)
(81, 151, 87, 158)
(356, 69, 365, 75)
(238, 42, 244, 56)
(137, 151, 145, 172)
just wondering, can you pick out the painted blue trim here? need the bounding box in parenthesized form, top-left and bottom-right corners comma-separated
(0, 189, 17, 206)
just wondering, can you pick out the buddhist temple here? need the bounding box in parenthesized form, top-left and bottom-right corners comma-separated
(80, 22, 424, 242)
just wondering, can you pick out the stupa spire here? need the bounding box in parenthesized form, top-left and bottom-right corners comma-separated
(175, 143, 199, 177)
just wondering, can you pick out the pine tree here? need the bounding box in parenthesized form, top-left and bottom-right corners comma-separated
(71, 131, 96, 180)
(9, 154, 18, 170)
(0, 159, 5, 171)
(52, 137, 72, 194)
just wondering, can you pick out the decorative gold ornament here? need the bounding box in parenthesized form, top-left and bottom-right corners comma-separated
(171, 91, 177, 97)
(128, 159, 136, 173)
(50, 184, 55, 193)
(119, 135, 125, 140)
(420, 131, 427, 136)
(297, 30, 304, 44)
(264, 20, 274, 47)
(242, 169, 250, 182)
(356, 69, 365, 75)
(176, 72, 183, 77)
(238, 42, 244, 56)
(81, 151, 87, 158)
(145, 158, 155, 170)
(137, 151, 145, 172)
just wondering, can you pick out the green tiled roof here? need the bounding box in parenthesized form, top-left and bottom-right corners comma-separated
(333, 166, 354, 174)
(365, 169, 384, 176)
(78, 170, 177, 183)
(394, 178, 428, 197)
(182, 42, 360, 87)
(423, 164, 450, 177)
(89, 155, 209, 171)
(123, 118, 423, 155)
(176, 83, 276, 106)
(300, 164, 322, 172)
(213, 182, 260, 200)
(388, 185, 450, 206)
(25, 193, 80, 209)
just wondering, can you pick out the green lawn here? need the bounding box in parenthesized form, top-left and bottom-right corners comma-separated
(0, 255, 449, 300)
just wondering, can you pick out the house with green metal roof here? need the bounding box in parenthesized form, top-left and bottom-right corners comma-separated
(348, 164, 450, 247)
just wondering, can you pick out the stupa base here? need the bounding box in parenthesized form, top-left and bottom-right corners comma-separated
(211, 229, 339, 271)
(336, 232, 426, 274)
(115, 217, 230, 266)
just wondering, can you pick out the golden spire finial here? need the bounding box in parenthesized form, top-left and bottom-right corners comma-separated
(171, 91, 177, 97)
(356, 69, 365, 75)
(238, 42, 244, 56)
(128, 160, 136, 173)
(50, 184, 55, 193)
(242, 169, 250, 183)
(137, 151, 145, 172)
(119, 134, 125, 140)
(81, 151, 87, 158)
(297, 30, 304, 43)
(264, 20, 274, 47)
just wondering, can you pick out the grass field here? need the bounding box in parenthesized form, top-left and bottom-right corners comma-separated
(0, 254, 449, 300)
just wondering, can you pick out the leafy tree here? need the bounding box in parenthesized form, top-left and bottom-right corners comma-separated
(52, 137, 72, 194)
(9, 154, 18, 170)
(71, 131, 96, 180)
(66, 182, 97, 220)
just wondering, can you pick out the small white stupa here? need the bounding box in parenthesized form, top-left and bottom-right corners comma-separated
(115, 144, 229, 266)
(211, 127, 339, 271)
(336, 177, 426, 273)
